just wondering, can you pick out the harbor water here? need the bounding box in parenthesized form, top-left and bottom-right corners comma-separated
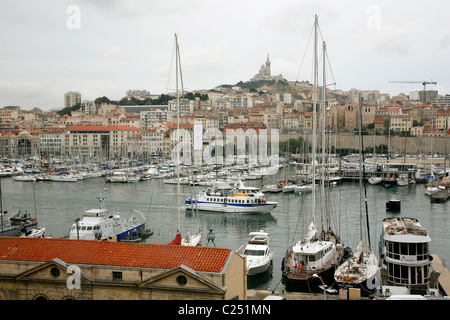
(1, 166, 448, 292)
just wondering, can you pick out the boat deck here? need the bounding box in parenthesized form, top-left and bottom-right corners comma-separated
(431, 254, 450, 296)
(430, 189, 450, 203)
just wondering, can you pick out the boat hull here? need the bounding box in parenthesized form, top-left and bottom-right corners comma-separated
(185, 200, 277, 213)
(282, 266, 337, 293)
(102, 222, 146, 241)
(247, 260, 272, 276)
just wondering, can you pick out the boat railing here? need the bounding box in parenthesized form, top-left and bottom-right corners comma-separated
(289, 265, 326, 277)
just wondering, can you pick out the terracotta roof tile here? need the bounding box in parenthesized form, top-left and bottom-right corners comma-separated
(0, 237, 231, 273)
(67, 125, 141, 131)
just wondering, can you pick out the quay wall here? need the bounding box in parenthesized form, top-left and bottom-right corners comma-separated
(279, 133, 449, 155)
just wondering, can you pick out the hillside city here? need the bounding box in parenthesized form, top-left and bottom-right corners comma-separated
(1, 55, 449, 159)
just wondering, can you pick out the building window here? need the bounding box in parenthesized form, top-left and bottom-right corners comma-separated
(176, 275, 187, 286)
(112, 271, 123, 280)
(50, 267, 60, 278)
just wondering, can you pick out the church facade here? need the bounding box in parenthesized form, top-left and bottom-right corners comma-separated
(250, 54, 284, 82)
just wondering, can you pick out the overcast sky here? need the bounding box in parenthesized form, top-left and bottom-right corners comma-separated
(1, 0, 449, 110)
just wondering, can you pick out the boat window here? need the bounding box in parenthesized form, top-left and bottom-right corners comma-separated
(87, 227, 93, 230)
(244, 249, 265, 256)
(81, 226, 86, 230)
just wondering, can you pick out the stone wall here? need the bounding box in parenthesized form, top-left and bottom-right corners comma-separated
(280, 133, 449, 155)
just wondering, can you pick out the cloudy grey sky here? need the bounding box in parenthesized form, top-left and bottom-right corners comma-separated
(1, 0, 449, 110)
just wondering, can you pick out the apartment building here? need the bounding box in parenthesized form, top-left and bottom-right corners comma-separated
(186, 115, 219, 131)
(64, 91, 81, 108)
(39, 129, 66, 156)
(62, 125, 142, 158)
(142, 128, 171, 157)
(140, 107, 173, 130)
(390, 115, 412, 133)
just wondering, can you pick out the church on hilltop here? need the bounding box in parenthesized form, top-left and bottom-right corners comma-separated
(250, 53, 284, 82)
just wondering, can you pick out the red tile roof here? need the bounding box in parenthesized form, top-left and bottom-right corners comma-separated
(67, 125, 141, 131)
(0, 237, 232, 273)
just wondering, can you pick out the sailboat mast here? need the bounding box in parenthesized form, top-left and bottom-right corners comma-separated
(320, 41, 327, 233)
(311, 15, 319, 223)
(175, 33, 181, 234)
(358, 96, 364, 242)
(358, 96, 371, 249)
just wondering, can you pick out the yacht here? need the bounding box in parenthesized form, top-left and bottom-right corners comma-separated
(236, 230, 273, 276)
(424, 185, 440, 196)
(68, 196, 146, 241)
(13, 175, 36, 182)
(396, 174, 409, 187)
(109, 171, 127, 183)
(50, 173, 77, 182)
(368, 176, 382, 185)
(186, 180, 277, 213)
(1, 210, 38, 237)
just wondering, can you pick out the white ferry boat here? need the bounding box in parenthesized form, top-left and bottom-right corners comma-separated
(185, 180, 277, 213)
(68, 197, 146, 241)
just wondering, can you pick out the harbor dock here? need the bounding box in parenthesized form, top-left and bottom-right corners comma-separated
(431, 254, 450, 296)
(248, 254, 450, 300)
(430, 189, 450, 203)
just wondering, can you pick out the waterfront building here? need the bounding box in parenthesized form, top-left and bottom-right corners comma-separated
(39, 129, 65, 156)
(0, 237, 246, 300)
(142, 128, 171, 158)
(62, 125, 142, 159)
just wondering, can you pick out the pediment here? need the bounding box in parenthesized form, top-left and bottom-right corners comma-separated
(139, 265, 225, 294)
(15, 258, 93, 284)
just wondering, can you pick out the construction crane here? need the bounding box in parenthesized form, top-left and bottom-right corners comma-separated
(389, 80, 437, 105)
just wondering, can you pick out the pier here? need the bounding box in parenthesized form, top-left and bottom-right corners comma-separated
(248, 255, 450, 300)
(431, 255, 450, 296)
(430, 189, 450, 203)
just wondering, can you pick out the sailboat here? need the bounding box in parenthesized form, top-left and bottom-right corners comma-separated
(334, 96, 381, 297)
(396, 131, 409, 186)
(282, 17, 343, 293)
(167, 33, 202, 247)
(20, 180, 46, 238)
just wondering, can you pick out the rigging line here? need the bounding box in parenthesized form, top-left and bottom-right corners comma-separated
(291, 187, 307, 246)
(325, 49, 337, 88)
(296, 22, 315, 83)
(166, 37, 177, 94)
(317, 22, 337, 88)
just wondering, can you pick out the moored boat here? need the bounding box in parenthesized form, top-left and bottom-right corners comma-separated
(236, 230, 273, 276)
(68, 196, 146, 241)
(379, 217, 434, 296)
(185, 180, 277, 214)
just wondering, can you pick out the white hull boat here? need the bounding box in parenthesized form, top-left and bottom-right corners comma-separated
(368, 177, 382, 185)
(236, 230, 273, 276)
(21, 227, 46, 238)
(50, 174, 77, 182)
(186, 180, 277, 214)
(13, 175, 36, 182)
(424, 186, 439, 196)
(109, 171, 128, 183)
(68, 196, 146, 241)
